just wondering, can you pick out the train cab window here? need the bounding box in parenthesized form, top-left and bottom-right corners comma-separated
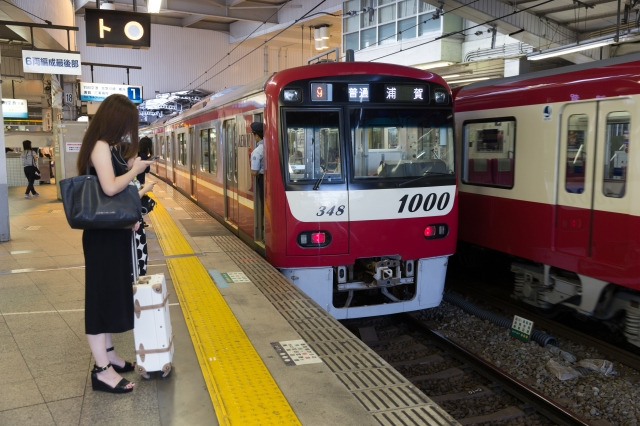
(603, 112, 630, 198)
(200, 128, 218, 174)
(351, 108, 454, 179)
(283, 110, 342, 182)
(461, 119, 515, 187)
(565, 114, 587, 194)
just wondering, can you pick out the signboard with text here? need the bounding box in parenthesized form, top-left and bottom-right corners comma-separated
(85, 9, 151, 48)
(22, 50, 82, 75)
(80, 82, 143, 104)
(2, 99, 28, 118)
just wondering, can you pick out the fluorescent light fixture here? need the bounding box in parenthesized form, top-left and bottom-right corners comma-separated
(447, 77, 491, 84)
(414, 61, 455, 70)
(314, 26, 329, 41)
(528, 38, 614, 61)
(147, 0, 162, 13)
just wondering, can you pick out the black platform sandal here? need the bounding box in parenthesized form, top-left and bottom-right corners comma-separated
(91, 364, 134, 394)
(106, 346, 136, 373)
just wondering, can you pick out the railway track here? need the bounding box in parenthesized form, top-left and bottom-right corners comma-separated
(347, 314, 591, 425)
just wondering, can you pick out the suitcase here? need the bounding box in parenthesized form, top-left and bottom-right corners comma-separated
(133, 273, 174, 379)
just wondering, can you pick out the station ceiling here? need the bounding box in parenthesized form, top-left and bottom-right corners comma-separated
(69, 0, 640, 62)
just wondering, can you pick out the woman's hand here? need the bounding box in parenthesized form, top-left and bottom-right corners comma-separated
(142, 181, 156, 194)
(131, 156, 154, 175)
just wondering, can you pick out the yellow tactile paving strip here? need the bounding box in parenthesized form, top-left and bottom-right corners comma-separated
(147, 194, 194, 256)
(147, 196, 301, 425)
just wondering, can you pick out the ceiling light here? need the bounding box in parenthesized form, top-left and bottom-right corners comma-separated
(528, 38, 614, 61)
(446, 77, 491, 84)
(314, 25, 329, 41)
(147, 0, 162, 13)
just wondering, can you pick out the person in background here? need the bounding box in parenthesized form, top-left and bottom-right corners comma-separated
(21, 140, 39, 198)
(76, 94, 155, 394)
(250, 122, 265, 241)
(137, 136, 153, 184)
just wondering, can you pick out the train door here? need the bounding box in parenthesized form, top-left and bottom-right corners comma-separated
(591, 100, 631, 267)
(556, 100, 631, 265)
(223, 119, 239, 227)
(252, 113, 264, 243)
(189, 127, 197, 199)
(556, 102, 597, 257)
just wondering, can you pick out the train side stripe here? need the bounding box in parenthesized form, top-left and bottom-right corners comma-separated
(147, 195, 301, 425)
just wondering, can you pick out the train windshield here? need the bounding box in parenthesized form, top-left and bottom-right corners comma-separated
(350, 108, 454, 179)
(283, 110, 342, 182)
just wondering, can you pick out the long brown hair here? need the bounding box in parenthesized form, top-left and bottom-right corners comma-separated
(77, 94, 140, 175)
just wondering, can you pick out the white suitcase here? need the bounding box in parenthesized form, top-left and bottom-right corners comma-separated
(133, 274, 174, 378)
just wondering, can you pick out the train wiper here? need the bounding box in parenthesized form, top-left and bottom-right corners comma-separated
(313, 168, 327, 190)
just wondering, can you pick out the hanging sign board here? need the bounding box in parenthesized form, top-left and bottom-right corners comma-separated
(2, 99, 28, 118)
(85, 9, 151, 48)
(22, 50, 82, 75)
(80, 82, 143, 104)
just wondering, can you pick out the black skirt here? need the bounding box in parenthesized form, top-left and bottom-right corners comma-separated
(83, 229, 135, 335)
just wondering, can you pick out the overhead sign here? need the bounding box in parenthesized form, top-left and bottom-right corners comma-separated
(2, 99, 28, 118)
(80, 82, 143, 104)
(85, 9, 151, 48)
(22, 50, 82, 75)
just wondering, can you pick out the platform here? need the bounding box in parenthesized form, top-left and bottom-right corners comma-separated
(0, 180, 457, 425)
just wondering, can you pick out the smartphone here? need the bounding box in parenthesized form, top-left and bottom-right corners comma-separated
(148, 155, 160, 161)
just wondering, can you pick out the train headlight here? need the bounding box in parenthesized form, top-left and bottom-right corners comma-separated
(283, 89, 301, 102)
(424, 223, 448, 240)
(298, 231, 331, 247)
(434, 90, 448, 104)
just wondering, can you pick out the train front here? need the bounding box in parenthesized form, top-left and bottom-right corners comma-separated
(265, 63, 457, 319)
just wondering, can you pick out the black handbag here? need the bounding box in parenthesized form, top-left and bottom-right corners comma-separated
(33, 166, 41, 180)
(60, 174, 142, 230)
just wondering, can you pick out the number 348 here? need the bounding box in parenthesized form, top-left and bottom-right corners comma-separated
(316, 205, 346, 216)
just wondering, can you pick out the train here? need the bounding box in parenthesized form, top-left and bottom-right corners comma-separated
(141, 61, 457, 319)
(454, 53, 640, 348)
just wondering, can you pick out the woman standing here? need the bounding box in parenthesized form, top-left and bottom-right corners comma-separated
(76, 94, 155, 394)
(21, 140, 39, 198)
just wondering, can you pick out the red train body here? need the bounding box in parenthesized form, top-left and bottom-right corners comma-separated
(454, 53, 640, 347)
(143, 61, 457, 319)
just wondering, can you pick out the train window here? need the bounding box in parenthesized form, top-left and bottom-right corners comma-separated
(565, 114, 587, 194)
(177, 133, 187, 166)
(200, 128, 217, 174)
(283, 110, 342, 182)
(350, 108, 454, 179)
(603, 112, 629, 198)
(461, 119, 515, 187)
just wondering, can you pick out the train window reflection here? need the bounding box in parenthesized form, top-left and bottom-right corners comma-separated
(565, 114, 587, 194)
(351, 108, 454, 179)
(283, 110, 342, 182)
(461, 118, 515, 188)
(200, 128, 217, 174)
(177, 133, 187, 166)
(603, 112, 629, 198)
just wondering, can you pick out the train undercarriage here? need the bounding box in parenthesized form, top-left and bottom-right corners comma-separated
(511, 262, 640, 349)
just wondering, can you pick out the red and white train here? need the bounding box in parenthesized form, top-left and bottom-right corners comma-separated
(142, 61, 457, 319)
(454, 53, 640, 347)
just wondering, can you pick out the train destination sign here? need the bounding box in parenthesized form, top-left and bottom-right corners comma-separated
(385, 85, 427, 102)
(80, 82, 143, 103)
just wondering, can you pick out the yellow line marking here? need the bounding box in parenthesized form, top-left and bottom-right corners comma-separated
(147, 194, 194, 256)
(148, 195, 300, 426)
